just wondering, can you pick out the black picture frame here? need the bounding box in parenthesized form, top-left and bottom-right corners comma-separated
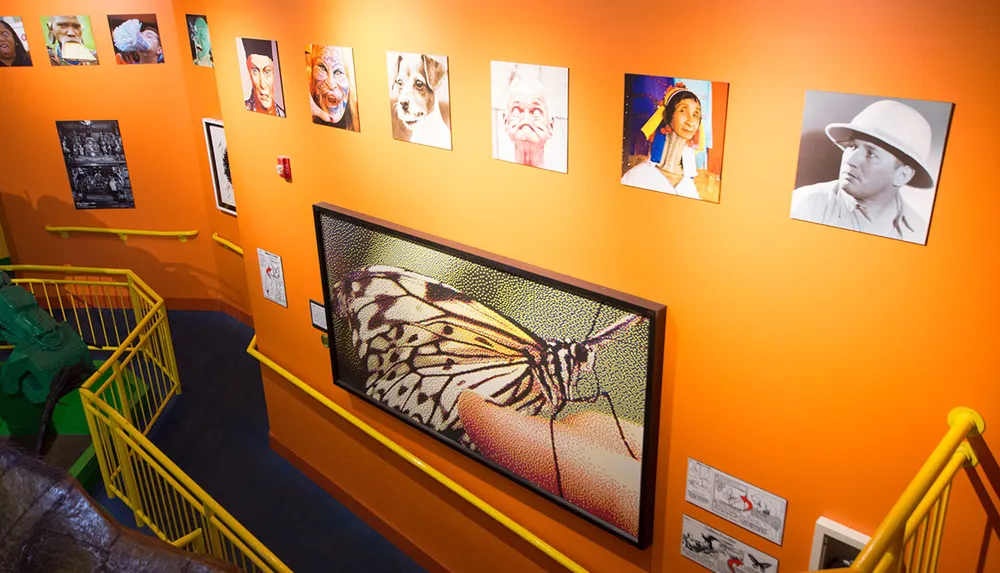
(313, 202, 665, 547)
(202, 118, 236, 215)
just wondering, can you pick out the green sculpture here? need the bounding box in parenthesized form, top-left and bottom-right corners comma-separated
(0, 270, 93, 452)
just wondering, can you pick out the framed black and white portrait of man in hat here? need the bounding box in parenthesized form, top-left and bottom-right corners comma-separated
(790, 91, 954, 245)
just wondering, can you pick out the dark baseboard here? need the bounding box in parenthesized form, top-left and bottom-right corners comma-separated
(268, 434, 445, 573)
(164, 297, 253, 328)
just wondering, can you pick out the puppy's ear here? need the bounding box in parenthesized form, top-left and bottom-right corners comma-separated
(421, 55, 447, 91)
(393, 54, 404, 82)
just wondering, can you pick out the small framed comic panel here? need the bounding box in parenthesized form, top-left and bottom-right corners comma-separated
(314, 203, 665, 547)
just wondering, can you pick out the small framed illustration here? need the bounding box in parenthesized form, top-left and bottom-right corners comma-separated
(314, 202, 666, 547)
(202, 118, 235, 215)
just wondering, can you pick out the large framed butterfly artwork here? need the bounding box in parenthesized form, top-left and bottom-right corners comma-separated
(314, 203, 666, 547)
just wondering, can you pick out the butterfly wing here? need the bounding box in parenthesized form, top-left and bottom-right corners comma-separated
(332, 266, 547, 433)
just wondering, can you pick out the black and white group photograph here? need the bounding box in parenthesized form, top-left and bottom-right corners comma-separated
(790, 90, 954, 245)
(56, 120, 135, 210)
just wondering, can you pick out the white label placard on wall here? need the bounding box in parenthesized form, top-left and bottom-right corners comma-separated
(685, 458, 787, 545)
(257, 248, 287, 307)
(681, 514, 779, 573)
(309, 299, 327, 331)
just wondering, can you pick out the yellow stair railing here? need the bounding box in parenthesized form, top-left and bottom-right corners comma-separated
(247, 335, 588, 573)
(3, 265, 289, 573)
(212, 233, 244, 256)
(46, 225, 199, 243)
(815, 407, 986, 573)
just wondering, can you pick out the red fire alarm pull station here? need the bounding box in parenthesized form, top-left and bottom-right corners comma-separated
(276, 156, 292, 181)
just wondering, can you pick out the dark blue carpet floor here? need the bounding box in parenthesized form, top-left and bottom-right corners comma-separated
(89, 310, 424, 573)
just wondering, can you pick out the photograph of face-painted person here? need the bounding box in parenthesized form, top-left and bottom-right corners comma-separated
(490, 61, 568, 173)
(40, 15, 99, 66)
(56, 120, 134, 210)
(305, 45, 359, 131)
(237, 37, 285, 117)
(790, 91, 954, 245)
(186, 14, 212, 67)
(0, 17, 32, 67)
(108, 14, 163, 65)
(620, 75, 729, 203)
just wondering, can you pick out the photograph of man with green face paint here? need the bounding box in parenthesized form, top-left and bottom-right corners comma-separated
(186, 14, 212, 67)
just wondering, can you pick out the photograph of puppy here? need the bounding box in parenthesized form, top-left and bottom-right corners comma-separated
(386, 51, 451, 149)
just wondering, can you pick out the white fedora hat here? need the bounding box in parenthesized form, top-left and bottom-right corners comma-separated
(825, 99, 935, 189)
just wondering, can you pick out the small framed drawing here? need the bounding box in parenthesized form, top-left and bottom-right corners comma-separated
(202, 118, 236, 215)
(314, 202, 666, 547)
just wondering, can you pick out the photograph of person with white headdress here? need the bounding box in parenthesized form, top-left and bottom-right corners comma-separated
(490, 61, 568, 173)
(620, 75, 729, 202)
(790, 91, 954, 245)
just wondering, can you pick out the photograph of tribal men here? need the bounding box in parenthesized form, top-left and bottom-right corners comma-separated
(1, 16, 33, 67)
(305, 45, 359, 131)
(621, 75, 729, 203)
(237, 37, 285, 117)
(56, 120, 134, 210)
(790, 91, 954, 245)
(108, 14, 164, 65)
(186, 14, 213, 67)
(386, 51, 451, 149)
(490, 61, 568, 173)
(40, 15, 99, 66)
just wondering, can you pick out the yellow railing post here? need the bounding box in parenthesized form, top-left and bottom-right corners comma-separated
(80, 390, 116, 499)
(853, 408, 984, 572)
(111, 424, 144, 527)
(112, 361, 133, 427)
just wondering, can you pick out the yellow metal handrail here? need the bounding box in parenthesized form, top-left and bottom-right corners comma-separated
(212, 233, 244, 256)
(816, 407, 985, 573)
(47, 225, 199, 243)
(4, 265, 289, 573)
(247, 335, 588, 573)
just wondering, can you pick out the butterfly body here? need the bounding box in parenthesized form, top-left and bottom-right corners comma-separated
(331, 265, 640, 490)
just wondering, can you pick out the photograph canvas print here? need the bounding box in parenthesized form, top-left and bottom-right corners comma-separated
(386, 51, 451, 149)
(305, 44, 359, 131)
(56, 120, 134, 210)
(202, 118, 235, 215)
(1, 16, 33, 67)
(490, 61, 568, 173)
(186, 14, 213, 67)
(314, 203, 665, 547)
(40, 15, 99, 66)
(790, 90, 954, 245)
(237, 37, 285, 117)
(621, 74, 729, 203)
(108, 14, 163, 64)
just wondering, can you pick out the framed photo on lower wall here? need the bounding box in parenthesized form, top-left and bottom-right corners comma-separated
(314, 203, 666, 547)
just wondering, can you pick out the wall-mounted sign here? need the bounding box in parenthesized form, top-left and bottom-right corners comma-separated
(686, 458, 787, 545)
(681, 514, 779, 573)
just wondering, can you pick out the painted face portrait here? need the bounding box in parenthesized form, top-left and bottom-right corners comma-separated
(310, 46, 350, 123)
(490, 61, 568, 172)
(192, 18, 211, 64)
(248, 54, 275, 110)
(239, 38, 285, 117)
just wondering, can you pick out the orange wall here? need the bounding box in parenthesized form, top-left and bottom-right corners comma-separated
(4, 0, 996, 571)
(203, 0, 1000, 571)
(0, 0, 250, 317)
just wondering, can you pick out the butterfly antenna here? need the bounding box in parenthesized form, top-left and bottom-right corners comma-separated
(585, 303, 603, 340)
